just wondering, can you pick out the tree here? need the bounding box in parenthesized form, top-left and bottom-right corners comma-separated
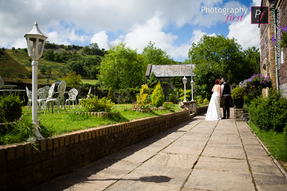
(242, 46, 260, 78)
(40, 68, 46, 75)
(82, 46, 90, 55)
(151, 82, 165, 107)
(107, 87, 115, 102)
(68, 61, 86, 76)
(43, 49, 55, 61)
(98, 42, 145, 89)
(62, 71, 82, 88)
(45, 68, 52, 78)
(90, 65, 99, 79)
(142, 42, 176, 67)
(188, 35, 248, 99)
(58, 65, 70, 77)
(147, 72, 158, 88)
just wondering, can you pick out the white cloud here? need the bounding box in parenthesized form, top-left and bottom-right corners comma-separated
(123, 14, 177, 53)
(227, 12, 259, 49)
(0, 0, 261, 61)
(191, 29, 216, 44)
(90, 31, 109, 50)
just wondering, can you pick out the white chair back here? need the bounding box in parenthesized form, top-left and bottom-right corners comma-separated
(26, 87, 32, 99)
(87, 87, 92, 99)
(57, 80, 66, 100)
(68, 88, 78, 100)
(47, 83, 55, 99)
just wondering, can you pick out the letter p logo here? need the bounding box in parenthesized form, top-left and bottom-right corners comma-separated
(251, 6, 269, 24)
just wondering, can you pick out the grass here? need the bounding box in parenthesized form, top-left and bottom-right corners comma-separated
(248, 121, 287, 162)
(0, 104, 181, 145)
(81, 79, 99, 85)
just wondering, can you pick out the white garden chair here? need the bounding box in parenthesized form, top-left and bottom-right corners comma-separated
(37, 85, 50, 112)
(43, 83, 55, 113)
(65, 88, 78, 109)
(26, 87, 32, 110)
(44, 81, 66, 114)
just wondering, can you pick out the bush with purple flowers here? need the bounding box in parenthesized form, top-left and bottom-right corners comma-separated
(271, 25, 287, 50)
(240, 74, 272, 103)
(241, 74, 271, 90)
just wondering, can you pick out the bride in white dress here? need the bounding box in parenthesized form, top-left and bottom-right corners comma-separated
(205, 79, 222, 121)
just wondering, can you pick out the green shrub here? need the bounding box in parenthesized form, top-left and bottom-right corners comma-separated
(0, 118, 35, 145)
(170, 77, 182, 87)
(249, 90, 287, 132)
(179, 88, 191, 101)
(147, 72, 158, 88)
(62, 71, 82, 88)
(167, 88, 177, 103)
(107, 87, 115, 102)
(0, 95, 23, 123)
(151, 82, 165, 107)
(203, 98, 209, 104)
(15, 78, 22, 83)
(197, 97, 203, 104)
(136, 84, 150, 107)
(231, 87, 244, 99)
(163, 102, 174, 111)
(116, 89, 132, 104)
(80, 96, 114, 112)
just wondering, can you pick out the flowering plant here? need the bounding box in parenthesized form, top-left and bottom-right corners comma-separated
(240, 74, 271, 99)
(271, 25, 287, 50)
(240, 74, 271, 90)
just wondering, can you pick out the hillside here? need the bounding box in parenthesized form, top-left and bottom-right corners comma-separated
(0, 50, 29, 78)
(0, 43, 104, 82)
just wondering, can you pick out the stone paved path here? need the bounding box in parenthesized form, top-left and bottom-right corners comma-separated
(30, 109, 287, 191)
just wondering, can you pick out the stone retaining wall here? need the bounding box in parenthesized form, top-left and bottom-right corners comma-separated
(0, 110, 195, 191)
(196, 105, 208, 115)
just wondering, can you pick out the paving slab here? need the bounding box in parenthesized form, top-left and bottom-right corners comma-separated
(30, 108, 287, 191)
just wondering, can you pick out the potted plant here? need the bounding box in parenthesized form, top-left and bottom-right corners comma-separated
(231, 87, 244, 108)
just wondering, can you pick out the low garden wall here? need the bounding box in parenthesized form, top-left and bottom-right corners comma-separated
(197, 105, 208, 115)
(0, 109, 199, 191)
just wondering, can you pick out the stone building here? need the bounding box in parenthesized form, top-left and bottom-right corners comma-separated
(145, 64, 195, 96)
(260, 0, 287, 97)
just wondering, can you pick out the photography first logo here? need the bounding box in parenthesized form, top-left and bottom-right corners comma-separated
(201, 6, 249, 24)
(251, 6, 269, 24)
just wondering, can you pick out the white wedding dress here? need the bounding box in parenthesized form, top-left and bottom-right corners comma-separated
(205, 88, 221, 121)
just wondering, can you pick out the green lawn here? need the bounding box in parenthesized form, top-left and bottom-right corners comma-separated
(248, 121, 287, 162)
(13, 104, 180, 141)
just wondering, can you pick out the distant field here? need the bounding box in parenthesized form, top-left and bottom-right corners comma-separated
(81, 79, 99, 85)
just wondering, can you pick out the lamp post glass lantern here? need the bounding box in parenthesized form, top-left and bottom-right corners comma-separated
(182, 76, 187, 102)
(24, 21, 47, 140)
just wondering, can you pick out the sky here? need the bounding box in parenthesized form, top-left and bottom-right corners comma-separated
(0, 0, 261, 62)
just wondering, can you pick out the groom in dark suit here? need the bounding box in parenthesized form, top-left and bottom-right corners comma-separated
(220, 77, 232, 119)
